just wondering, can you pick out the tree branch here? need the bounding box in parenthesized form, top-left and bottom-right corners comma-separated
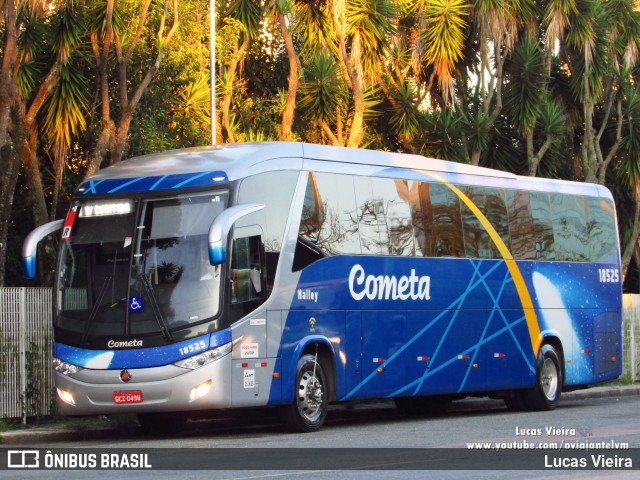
(125, 0, 152, 64)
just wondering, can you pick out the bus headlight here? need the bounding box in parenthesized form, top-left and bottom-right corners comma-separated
(173, 343, 231, 370)
(53, 358, 84, 375)
(190, 380, 212, 401)
(56, 388, 76, 406)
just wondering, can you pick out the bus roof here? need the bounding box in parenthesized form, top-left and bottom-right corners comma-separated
(75, 142, 608, 199)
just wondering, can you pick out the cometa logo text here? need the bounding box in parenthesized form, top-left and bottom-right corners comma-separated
(107, 339, 143, 348)
(348, 264, 431, 301)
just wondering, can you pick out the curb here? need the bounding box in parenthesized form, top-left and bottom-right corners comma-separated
(2, 385, 638, 445)
(0, 426, 120, 445)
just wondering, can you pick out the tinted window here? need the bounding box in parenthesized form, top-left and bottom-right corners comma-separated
(587, 197, 618, 262)
(552, 194, 588, 261)
(353, 177, 415, 256)
(415, 182, 465, 257)
(298, 172, 360, 256)
(461, 186, 511, 259)
(506, 190, 536, 260)
(238, 171, 298, 253)
(530, 192, 555, 260)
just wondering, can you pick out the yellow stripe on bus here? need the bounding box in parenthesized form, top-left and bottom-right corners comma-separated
(420, 170, 542, 355)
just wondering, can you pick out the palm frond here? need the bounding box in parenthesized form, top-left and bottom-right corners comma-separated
(299, 53, 344, 123)
(388, 82, 420, 140)
(420, 0, 470, 102)
(504, 33, 546, 134)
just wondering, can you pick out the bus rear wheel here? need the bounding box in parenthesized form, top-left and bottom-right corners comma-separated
(280, 354, 328, 433)
(522, 343, 562, 411)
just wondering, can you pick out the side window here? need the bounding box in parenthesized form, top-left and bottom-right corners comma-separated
(506, 190, 536, 260)
(237, 170, 298, 292)
(295, 172, 360, 271)
(530, 192, 555, 260)
(460, 186, 511, 259)
(230, 233, 265, 304)
(237, 171, 298, 253)
(413, 182, 465, 257)
(552, 194, 588, 261)
(587, 196, 618, 262)
(353, 177, 415, 256)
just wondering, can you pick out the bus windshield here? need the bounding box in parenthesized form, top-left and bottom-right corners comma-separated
(56, 192, 229, 341)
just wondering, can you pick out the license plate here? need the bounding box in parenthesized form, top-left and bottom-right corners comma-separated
(113, 390, 143, 404)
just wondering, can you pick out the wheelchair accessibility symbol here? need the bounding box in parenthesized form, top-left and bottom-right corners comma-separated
(129, 295, 144, 313)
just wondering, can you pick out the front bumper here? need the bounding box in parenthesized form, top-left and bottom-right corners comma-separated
(54, 354, 232, 415)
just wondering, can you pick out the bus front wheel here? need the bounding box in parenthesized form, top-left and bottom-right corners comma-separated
(280, 354, 328, 433)
(522, 343, 562, 411)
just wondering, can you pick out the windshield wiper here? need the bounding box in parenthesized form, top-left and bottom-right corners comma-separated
(138, 273, 174, 342)
(82, 276, 112, 345)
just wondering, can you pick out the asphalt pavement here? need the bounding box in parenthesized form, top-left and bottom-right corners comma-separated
(1, 384, 638, 445)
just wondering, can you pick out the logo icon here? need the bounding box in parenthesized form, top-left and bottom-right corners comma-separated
(309, 317, 316, 332)
(120, 369, 132, 383)
(129, 296, 144, 313)
(7, 450, 39, 468)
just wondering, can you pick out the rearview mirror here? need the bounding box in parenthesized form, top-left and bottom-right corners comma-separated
(22, 219, 63, 279)
(208, 203, 264, 265)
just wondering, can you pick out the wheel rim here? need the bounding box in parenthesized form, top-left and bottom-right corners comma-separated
(540, 357, 558, 400)
(296, 368, 324, 422)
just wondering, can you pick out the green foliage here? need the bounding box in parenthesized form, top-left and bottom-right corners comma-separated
(619, 81, 640, 174)
(467, 109, 490, 155)
(4, 0, 640, 292)
(388, 83, 421, 140)
(217, 18, 248, 64)
(228, 0, 263, 38)
(174, 73, 211, 130)
(504, 34, 546, 134)
(85, 0, 125, 40)
(346, 0, 397, 77)
(420, 0, 470, 98)
(419, 108, 467, 162)
(299, 54, 344, 123)
(42, 62, 89, 156)
(15, 4, 48, 100)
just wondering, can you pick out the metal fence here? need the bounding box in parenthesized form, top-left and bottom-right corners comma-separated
(1, 288, 640, 420)
(0, 288, 53, 421)
(623, 294, 640, 383)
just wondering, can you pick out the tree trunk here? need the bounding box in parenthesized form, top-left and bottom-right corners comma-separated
(621, 181, 640, 284)
(110, 109, 134, 165)
(0, 138, 23, 287)
(21, 131, 49, 227)
(279, 12, 299, 141)
(220, 36, 249, 143)
(347, 76, 365, 148)
(87, 120, 115, 177)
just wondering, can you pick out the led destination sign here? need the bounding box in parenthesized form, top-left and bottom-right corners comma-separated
(79, 200, 133, 217)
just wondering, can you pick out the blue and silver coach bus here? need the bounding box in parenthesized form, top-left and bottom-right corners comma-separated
(23, 142, 622, 432)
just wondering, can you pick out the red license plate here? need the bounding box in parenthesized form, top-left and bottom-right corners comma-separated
(113, 390, 143, 404)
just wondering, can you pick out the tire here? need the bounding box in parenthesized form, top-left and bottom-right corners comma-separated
(395, 396, 452, 416)
(503, 391, 527, 412)
(138, 412, 187, 435)
(522, 343, 562, 411)
(280, 354, 328, 433)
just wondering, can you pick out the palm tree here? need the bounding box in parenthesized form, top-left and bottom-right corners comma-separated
(86, 0, 179, 176)
(504, 33, 567, 176)
(559, 0, 640, 184)
(417, 0, 470, 105)
(617, 87, 640, 284)
(265, 0, 301, 141)
(297, 0, 396, 147)
(0, 0, 83, 286)
(216, 0, 263, 143)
